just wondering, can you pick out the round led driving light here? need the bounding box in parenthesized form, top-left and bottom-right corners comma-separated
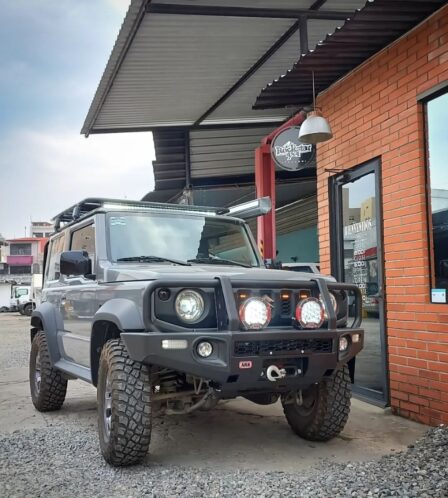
(239, 297, 272, 330)
(295, 297, 324, 329)
(175, 289, 205, 323)
(197, 341, 213, 358)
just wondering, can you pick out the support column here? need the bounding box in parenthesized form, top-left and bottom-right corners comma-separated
(255, 111, 306, 263)
(255, 144, 276, 262)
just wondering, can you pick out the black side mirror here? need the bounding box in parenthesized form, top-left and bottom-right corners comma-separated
(60, 251, 92, 277)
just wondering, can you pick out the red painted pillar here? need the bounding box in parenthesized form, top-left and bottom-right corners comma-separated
(255, 111, 306, 263)
(255, 144, 276, 261)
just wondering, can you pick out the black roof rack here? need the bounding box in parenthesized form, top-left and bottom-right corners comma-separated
(52, 198, 229, 231)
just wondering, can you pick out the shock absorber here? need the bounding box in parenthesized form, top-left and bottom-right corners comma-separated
(158, 370, 180, 394)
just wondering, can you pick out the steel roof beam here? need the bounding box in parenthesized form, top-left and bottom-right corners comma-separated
(191, 0, 328, 126)
(146, 3, 352, 21)
(192, 20, 302, 127)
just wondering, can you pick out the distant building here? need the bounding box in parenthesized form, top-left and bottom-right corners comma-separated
(2, 237, 47, 284)
(30, 221, 53, 238)
(0, 236, 7, 278)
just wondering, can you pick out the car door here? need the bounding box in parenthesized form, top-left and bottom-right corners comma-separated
(42, 232, 68, 357)
(58, 222, 98, 367)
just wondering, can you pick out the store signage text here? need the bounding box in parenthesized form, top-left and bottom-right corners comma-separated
(271, 126, 315, 171)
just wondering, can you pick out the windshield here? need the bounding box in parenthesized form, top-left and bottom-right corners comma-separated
(108, 212, 259, 267)
(15, 288, 28, 298)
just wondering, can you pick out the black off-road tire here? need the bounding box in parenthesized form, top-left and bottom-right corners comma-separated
(24, 303, 34, 316)
(282, 365, 351, 441)
(30, 331, 67, 411)
(97, 339, 152, 466)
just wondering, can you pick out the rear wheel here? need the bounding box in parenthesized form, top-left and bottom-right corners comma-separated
(30, 331, 67, 411)
(282, 365, 351, 441)
(97, 339, 152, 466)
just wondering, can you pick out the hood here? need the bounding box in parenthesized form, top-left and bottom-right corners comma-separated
(103, 263, 334, 283)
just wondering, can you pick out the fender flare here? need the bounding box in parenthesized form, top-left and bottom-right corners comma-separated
(31, 302, 64, 366)
(90, 299, 145, 386)
(92, 298, 145, 333)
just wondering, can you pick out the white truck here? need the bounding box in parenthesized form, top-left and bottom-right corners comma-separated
(0, 282, 12, 312)
(17, 274, 42, 316)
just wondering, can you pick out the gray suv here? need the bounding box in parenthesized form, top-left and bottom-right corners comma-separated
(29, 198, 364, 466)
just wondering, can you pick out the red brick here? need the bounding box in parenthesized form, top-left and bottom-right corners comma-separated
(316, 5, 448, 427)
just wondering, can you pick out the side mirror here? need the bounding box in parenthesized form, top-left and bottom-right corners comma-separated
(60, 251, 92, 277)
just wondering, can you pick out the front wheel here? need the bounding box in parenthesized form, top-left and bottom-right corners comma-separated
(97, 339, 152, 466)
(23, 303, 34, 316)
(282, 365, 351, 441)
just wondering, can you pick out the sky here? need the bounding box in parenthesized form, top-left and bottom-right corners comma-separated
(0, 0, 154, 239)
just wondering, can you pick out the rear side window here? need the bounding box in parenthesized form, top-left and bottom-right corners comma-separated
(71, 224, 96, 273)
(46, 234, 66, 281)
(71, 224, 96, 260)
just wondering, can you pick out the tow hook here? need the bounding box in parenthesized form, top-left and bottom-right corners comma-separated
(266, 365, 287, 382)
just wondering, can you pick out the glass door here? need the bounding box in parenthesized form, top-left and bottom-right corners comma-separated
(330, 159, 388, 404)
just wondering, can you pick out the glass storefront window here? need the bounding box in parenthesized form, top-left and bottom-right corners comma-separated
(341, 173, 384, 395)
(426, 92, 448, 299)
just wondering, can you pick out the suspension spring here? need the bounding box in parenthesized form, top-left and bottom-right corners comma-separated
(158, 370, 179, 394)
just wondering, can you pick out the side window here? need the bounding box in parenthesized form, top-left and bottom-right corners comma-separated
(46, 234, 66, 281)
(425, 90, 448, 301)
(71, 224, 96, 267)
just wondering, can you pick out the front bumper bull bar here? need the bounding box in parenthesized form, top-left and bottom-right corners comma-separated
(121, 276, 364, 393)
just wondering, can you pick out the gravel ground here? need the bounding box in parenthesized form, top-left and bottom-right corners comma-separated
(0, 314, 30, 369)
(1, 425, 447, 497)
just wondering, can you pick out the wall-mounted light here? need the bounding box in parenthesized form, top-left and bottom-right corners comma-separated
(298, 71, 333, 144)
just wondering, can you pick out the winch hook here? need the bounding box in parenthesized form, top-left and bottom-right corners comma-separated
(266, 365, 287, 382)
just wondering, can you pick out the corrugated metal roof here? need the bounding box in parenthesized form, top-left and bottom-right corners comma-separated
(203, 18, 343, 123)
(82, 0, 366, 135)
(150, 124, 316, 192)
(152, 128, 188, 190)
(190, 126, 275, 178)
(154, 0, 315, 8)
(254, 0, 448, 109)
(92, 14, 294, 130)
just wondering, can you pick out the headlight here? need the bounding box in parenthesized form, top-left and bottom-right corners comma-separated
(175, 289, 205, 323)
(295, 297, 324, 329)
(239, 297, 271, 330)
(319, 292, 338, 318)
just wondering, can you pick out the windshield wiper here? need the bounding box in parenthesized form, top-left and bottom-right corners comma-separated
(187, 257, 251, 268)
(116, 255, 191, 266)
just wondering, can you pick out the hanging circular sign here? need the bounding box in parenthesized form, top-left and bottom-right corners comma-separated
(271, 126, 316, 171)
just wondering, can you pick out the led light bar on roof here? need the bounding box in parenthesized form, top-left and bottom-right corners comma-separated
(52, 196, 271, 233)
(52, 197, 231, 231)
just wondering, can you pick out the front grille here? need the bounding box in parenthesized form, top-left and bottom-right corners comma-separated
(281, 299, 291, 316)
(234, 338, 333, 356)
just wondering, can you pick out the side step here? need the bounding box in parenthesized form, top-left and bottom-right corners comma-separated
(54, 359, 92, 384)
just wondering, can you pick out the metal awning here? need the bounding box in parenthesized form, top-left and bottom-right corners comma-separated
(254, 0, 448, 109)
(143, 178, 317, 209)
(82, 0, 366, 135)
(149, 124, 317, 193)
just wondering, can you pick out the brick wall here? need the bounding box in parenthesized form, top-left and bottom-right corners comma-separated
(316, 6, 448, 425)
